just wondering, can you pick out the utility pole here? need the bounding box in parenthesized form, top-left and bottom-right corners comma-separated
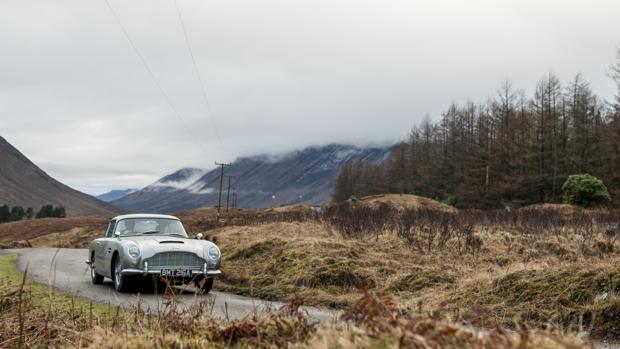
(215, 162, 231, 213)
(225, 175, 235, 211)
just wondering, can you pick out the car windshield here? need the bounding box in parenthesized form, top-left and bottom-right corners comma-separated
(114, 218, 188, 238)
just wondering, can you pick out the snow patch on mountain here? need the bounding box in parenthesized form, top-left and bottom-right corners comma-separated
(144, 168, 207, 192)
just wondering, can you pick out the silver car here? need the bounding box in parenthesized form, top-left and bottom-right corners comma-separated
(86, 214, 222, 293)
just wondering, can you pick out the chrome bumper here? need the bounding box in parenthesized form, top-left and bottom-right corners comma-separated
(120, 269, 222, 277)
(119, 261, 222, 277)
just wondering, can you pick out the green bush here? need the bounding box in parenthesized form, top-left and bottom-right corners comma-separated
(562, 174, 611, 207)
(35, 204, 66, 219)
(441, 195, 457, 207)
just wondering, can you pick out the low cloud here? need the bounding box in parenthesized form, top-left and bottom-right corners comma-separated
(1, 0, 619, 194)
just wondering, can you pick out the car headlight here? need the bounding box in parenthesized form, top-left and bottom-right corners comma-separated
(128, 245, 141, 259)
(208, 246, 220, 260)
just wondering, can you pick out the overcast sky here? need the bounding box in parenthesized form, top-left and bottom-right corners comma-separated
(1, 0, 619, 195)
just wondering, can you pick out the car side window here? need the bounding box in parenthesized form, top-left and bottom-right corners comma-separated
(105, 221, 116, 238)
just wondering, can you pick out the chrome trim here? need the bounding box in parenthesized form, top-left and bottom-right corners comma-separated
(144, 252, 205, 271)
(120, 268, 222, 277)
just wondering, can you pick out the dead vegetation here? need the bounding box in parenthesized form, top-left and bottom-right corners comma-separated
(450, 266, 620, 338)
(0, 252, 589, 348)
(3, 195, 620, 340)
(353, 193, 458, 212)
(0, 216, 109, 248)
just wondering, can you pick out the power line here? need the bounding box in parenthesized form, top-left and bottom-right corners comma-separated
(102, 0, 210, 155)
(174, 0, 223, 148)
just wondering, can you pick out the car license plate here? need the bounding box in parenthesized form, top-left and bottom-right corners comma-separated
(160, 269, 192, 277)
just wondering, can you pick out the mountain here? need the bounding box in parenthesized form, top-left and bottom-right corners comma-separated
(0, 136, 122, 217)
(96, 189, 138, 202)
(113, 144, 393, 213)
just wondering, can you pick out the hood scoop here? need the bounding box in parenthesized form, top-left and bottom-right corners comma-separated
(159, 240, 184, 244)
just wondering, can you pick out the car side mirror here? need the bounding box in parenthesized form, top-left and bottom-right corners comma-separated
(114, 231, 121, 238)
(196, 233, 204, 240)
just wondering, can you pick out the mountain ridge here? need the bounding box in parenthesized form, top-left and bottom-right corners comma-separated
(96, 189, 138, 202)
(0, 136, 122, 217)
(113, 143, 394, 213)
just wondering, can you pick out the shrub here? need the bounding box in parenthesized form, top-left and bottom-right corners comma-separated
(441, 195, 457, 207)
(9, 206, 25, 221)
(562, 174, 611, 207)
(35, 204, 66, 218)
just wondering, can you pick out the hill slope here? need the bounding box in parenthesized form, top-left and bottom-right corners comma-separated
(96, 189, 138, 202)
(113, 144, 393, 213)
(0, 136, 121, 217)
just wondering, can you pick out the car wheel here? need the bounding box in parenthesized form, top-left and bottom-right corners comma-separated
(113, 257, 132, 293)
(90, 261, 104, 285)
(195, 277, 214, 294)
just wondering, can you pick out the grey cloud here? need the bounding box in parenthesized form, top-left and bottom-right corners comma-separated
(1, 0, 619, 195)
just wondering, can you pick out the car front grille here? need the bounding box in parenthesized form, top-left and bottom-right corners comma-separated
(146, 252, 205, 270)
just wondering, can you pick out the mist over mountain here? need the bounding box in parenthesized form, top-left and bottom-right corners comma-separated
(112, 144, 393, 213)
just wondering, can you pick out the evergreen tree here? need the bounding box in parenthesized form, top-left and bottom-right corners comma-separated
(52, 206, 66, 218)
(562, 174, 611, 207)
(0, 205, 9, 223)
(9, 206, 25, 221)
(36, 205, 54, 218)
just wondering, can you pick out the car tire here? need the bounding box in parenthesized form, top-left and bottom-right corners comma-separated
(195, 277, 214, 294)
(90, 260, 104, 285)
(113, 257, 132, 293)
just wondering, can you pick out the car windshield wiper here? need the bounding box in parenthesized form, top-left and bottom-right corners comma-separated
(141, 230, 161, 235)
(168, 233, 186, 237)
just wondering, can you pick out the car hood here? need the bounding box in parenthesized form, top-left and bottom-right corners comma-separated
(120, 235, 218, 259)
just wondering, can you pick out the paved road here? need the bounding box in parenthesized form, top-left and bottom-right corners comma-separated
(3, 248, 339, 322)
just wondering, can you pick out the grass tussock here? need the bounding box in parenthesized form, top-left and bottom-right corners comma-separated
(216, 225, 380, 308)
(451, 266, 620, 338)
(309, 288, 588, 349)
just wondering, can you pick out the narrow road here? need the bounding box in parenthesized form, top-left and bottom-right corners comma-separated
(4, 248, 339, 322)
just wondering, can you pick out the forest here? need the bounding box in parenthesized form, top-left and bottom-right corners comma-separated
(333, 48, 620, 208)
(0, 204, 66, 223)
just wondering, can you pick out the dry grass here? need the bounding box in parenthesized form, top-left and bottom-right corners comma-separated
(520, 203, 583, 213)
(2, 198, 620, 340)
(0, 216, 109, 248)
(352, 194, 458, 212)
(0, 252, 589, 348)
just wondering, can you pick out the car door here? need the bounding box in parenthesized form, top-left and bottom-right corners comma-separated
(96, 220, 116, 278)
